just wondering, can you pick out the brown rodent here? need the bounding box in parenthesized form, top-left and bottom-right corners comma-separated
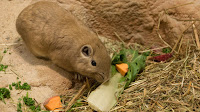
(16, 1, 111, 83)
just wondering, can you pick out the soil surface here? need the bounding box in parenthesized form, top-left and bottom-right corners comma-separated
(0, 0, 75, 111)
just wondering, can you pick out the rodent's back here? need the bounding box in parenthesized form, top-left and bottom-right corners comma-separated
(16, 1, 79, 58)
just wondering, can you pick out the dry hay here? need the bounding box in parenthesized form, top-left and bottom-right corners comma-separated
(115, 50, 200, 111)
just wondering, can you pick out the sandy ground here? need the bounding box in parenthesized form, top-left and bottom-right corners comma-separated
(0, 0, 75, 111)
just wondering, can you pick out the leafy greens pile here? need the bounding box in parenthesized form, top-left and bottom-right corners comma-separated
(111, 48, 147, 88)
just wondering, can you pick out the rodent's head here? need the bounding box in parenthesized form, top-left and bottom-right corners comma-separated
(74, 43, 111, 83)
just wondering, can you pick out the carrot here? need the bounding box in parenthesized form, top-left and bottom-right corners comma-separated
(116, 63, 128, 76)
(44, 96, 62, 111)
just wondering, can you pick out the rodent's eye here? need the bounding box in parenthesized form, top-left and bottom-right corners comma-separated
(91, 60, 96, 66)
(81, 45, 93, 57)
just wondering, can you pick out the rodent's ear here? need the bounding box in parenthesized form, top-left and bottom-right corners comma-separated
(81, 45, 93, 57)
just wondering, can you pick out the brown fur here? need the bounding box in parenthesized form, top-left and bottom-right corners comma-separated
(16, 1, 111, 82)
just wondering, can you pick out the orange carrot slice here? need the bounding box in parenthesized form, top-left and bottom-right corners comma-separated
(116, 63, 128, 76)
(44, 96, 62, 111)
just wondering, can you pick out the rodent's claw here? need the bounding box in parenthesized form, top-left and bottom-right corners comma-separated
(74, 73, 84, 81)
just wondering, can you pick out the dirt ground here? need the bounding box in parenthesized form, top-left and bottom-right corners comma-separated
(1, 0, 200, 111)
(0, 0, 75, 111)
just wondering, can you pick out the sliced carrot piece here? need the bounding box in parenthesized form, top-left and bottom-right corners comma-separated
(44, 96, 62, 111)
(116, 63, 128, 76)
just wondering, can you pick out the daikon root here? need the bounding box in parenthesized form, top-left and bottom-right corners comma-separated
(87, 73, 124, 112)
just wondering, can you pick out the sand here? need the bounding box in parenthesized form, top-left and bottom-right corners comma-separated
(0, 0, 74, 111)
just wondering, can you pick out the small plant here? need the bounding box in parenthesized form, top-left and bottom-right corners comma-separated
(23, 93, 35, 106)
(30, 105, 41, 112)
(23, 93, 41, 112)
(0, 88, 11, 104)
(17, 98, 22, 112)
(12, 81, 31, 90)
(9, 85, 12, 90)
(17, 93, 46, 112)
(3, 50, 7, 53)
(3, 48, 9, 54)
(0, 64, 8, 72)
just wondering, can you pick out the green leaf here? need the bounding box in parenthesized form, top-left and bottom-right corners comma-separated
(0, 93, 5, 104)
(30, 105, 41, 112)
(111, 49, 128, 64)
(3, 50, 7, 53)
(111, 65, 117, 76)
(68, 99, 83, 111)
(18, 98, 22, 101)
(0, 64, 8, 72)
(0, 88, 11, 104)
(12, 81, 31, 90)
(124, 55, 147, 88)
(23, 92, 35, 106)
(73, 99, 83, 107)
(142, 51, 151, 56)
(4, 65, 8, 69)
(119, 49, 128, 63)
(131, 50, 139, 61)
(119, 77, 127, 83)
(15, 81, 22, 90)
(162, 47, 172, 53)
(21, 83, 31, 90)
(17, 102, 22, 112)
(9, 85, 12, 90)
(12, 82, 16, 86)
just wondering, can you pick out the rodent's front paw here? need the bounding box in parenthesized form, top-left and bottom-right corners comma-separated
(74, 73, 85, 82)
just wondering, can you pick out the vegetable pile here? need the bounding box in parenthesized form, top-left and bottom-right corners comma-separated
(112, 49, 147, 88)
(87, 48, 147, 111)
